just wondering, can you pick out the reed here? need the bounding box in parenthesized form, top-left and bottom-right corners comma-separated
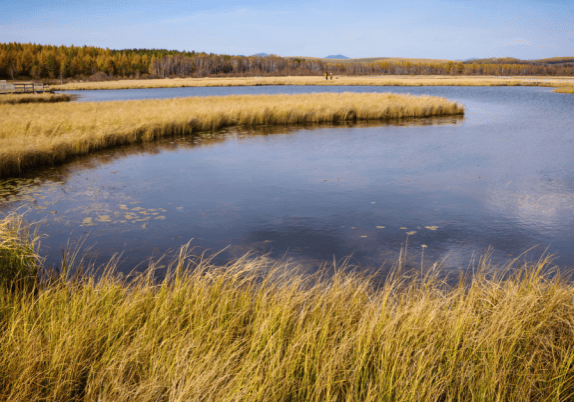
(554, 86, 574, 94)
(2, 212, 574, 401)
(0, 92, 463, 178)
(52, 75, 566, 91)
(0, 93, 72, 105)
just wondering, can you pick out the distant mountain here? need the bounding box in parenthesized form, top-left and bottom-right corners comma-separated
(252, 53, 270, 57)
(324, 54, 349, 59)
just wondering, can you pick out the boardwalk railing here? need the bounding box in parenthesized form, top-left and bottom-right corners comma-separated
(0, 81, 50, 94)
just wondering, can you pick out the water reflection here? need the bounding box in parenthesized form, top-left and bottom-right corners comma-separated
(1, 117, 464, 271)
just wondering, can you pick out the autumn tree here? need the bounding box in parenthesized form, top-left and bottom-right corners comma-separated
(45, 53, 57, 78)
(1, 42, 573, 80)
(149, 55, 160, 76)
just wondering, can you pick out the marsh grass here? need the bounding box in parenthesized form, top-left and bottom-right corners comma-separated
(0, 93, 72, 105)
(0, 92, 463, 178)
(0, 211, 41, 291)
(2, 212, 574, 401)
(554, 86, 574, 94)
(52, 75, 563, 91)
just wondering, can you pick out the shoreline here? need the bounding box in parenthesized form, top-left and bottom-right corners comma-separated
(51, 75, 574, 91)
(0, 210, 572, 401)
(0, 93, 72, 104)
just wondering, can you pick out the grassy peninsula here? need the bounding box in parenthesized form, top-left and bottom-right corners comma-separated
(0, 92, 463, 178)
(51, 75, 574, 91)
(0, 93, 72, 105)
(1, 212, 574, 401)
(554, 85, 574, 94)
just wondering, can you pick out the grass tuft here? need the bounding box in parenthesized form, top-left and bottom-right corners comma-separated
(0, 212, 41, 292)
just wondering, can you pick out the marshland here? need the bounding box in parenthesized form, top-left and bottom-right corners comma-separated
(2, 209, 574, 401)
(2, 82, 574, 401)
(52, 74, 571, 91)
(0, 93, 71, 105)
(4, 0, 574, 395)
(0, 92, 463, 178)
(1, 84, 573, 269)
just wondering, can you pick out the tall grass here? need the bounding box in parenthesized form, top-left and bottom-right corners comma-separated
(0, 93, 72, 105)
(0, 92, 463, 178)
(554, 86, 574, 94)
(0, 211, 41, 291)
(51, 75, 563, 91)
(2, 212, 574, 401)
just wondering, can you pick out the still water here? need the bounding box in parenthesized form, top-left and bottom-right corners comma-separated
(3, 86, 574, 272)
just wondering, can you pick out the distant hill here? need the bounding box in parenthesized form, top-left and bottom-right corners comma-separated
(252, 53, 270, 57)
(324, 55, 349, 59)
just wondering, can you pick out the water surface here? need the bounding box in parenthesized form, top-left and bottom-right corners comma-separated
(4, 85, 574, 272)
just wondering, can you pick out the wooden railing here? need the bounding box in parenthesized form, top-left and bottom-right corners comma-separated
(0, 81, 50, 94)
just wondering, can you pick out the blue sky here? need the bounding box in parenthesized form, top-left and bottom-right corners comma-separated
(1, 0, 573, 59)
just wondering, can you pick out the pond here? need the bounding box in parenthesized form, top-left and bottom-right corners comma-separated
(3, 85, 574, 272)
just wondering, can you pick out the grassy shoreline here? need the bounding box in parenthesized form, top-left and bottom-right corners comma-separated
(51, 75, 574, 91)
(0, 93, 72, 105)
(2, 212, 574, 401)
(0, 92, 463, 178)
(554, 86, 574, 94)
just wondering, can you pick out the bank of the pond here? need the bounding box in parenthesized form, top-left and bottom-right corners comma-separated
(0, 93, 72, 105)
(1, 212, 573, 401)
(51, 75, 566, 91)
(0, 92, 463, 178)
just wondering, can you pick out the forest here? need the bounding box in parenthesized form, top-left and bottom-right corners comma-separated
(1, 42, 573, 81)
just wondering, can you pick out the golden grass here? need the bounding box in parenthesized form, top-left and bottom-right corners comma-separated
(0, 211, 40, 291)
(0, 92, 463, 178)
(554, 85, 574, 94)
(51, 75, 571, 91)
(2, 212, 574, 401)
(0, 93, 72, 105)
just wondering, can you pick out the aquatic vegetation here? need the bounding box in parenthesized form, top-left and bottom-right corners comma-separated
(0, 92, 464, 178)
(51, 75, 567, 91)
(0, 93, 72, 105)
(554, 85, 574, 94)
(1, 212, 574, 401)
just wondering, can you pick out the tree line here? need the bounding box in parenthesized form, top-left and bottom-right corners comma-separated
(1, 42, 573, 81)
(329, 59, 574, 76)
